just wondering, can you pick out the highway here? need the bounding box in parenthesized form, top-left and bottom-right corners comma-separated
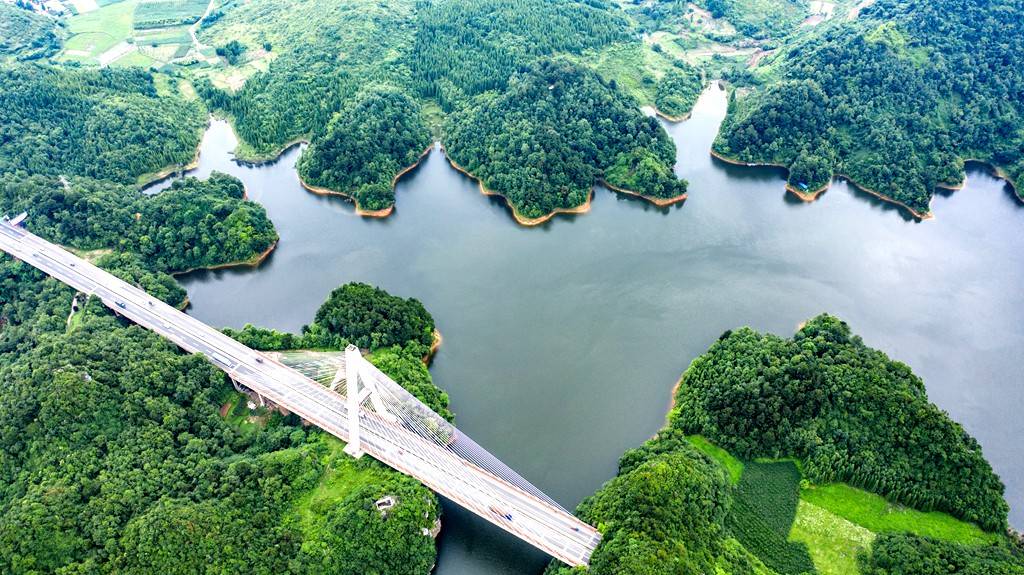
(0, 219, 601, 567)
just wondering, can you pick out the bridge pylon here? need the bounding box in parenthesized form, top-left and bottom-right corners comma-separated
(344, 345, 365, 458)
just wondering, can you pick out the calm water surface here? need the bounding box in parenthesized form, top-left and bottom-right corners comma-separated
(163, 85, 1023, 574)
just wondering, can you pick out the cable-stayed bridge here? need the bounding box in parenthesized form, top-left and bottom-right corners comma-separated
(0, 218, 601, 567)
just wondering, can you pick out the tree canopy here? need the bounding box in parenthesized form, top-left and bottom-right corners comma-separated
(654, 64, 704, 119)
(312, 282, 436, 352)
(0, 171, 444, 573)
(0, 4, 61, 61)
(195, 0, 691, 220)
(445, 59, 685, 219)
(671, 314, 1008, 531)
(0, 64, 205, 185)
(297, 86, 432, 212)
(0, 171, 278, 273)
(714, 0, 1024, 213)
(861, 534, 1024, 575)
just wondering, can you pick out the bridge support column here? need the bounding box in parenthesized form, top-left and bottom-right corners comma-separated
(343, 345, 364, 459)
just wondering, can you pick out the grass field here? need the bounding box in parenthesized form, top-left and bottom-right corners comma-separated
(582, 42, 673, 106)
(704, 438, 1004, 575)
(134, 0, 208, 29)
(687, 435, 744, 484)
(135, 26, 192, 45)
(789, 500, 875, 575)
(289, 436, 397, 533)
(110, 49, 157, 68)
(800, 483, 1001, 545)
(60, 0, 139, 63)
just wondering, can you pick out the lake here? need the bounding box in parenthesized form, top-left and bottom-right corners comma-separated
(161, 84, 1024, 574)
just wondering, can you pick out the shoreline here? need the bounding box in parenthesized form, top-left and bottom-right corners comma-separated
(171, 239, 278, 276)
(834, 173, 934, 221)
(651, 106, 692, 123)
(136, 120, 208, 189)
(667, 376, 683, 414)
(235, 138, 308, 167)
(709, 149, 932, 219)
(424, 328, 442, 364)
(215, 112, 309, 167)
(441, 147, 592, 226)
(298, 143, 435, 219)
(601, 179, 688, 207)
(963, 159, 1022, 205)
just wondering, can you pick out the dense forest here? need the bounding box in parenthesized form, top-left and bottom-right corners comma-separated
(222, 283, 438, 357)
(0, 288, 441, 574)
(194, 0, 416, 159)
(862, 534, 1024, 574)
(0, 172, 278, 273)
(0, 198, 450, 571)
(196, 0, 695, 220)
(701, 0, 806, 39)
(0, 64, 206, 184)
(673, 314, 1008, 531)
(407, 0, 631, 109)
(297, 86, 432, 212)
(222, 284, 451, 421)
(654, 64, 704, 119)
(0, 4, 62, 61)
(545, 441, 771, 575)
(312, 282, 436, 352)
(715, 0, 1024, 214)
(445, 59, 686, 219)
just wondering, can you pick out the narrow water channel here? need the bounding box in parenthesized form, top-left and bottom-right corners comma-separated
(161, 85, 1024, 574)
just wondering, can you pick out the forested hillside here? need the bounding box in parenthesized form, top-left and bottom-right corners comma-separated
(195, 0, 416, 160)
(0, 4, 62, 61)
(195, 0, 697, 219)
(548, 315, 1023, 575)
(0, 284, 441, 574)
(654, 65, 705, 120)
(0, 194, 449, 571)
(714, 0, 1024, 215)
(0, 172, 277, 273)
(407, 0, 631, 109)
(674, 314, 1008, 531)
(445, 59, 686, 221)
(297, 86, 432, 213)
(545, 442, 772, 575)
(0, 65, 205, 185)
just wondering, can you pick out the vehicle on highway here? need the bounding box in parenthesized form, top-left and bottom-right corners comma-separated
(489, 506, 513, 521)
(115, 301, 127, 309)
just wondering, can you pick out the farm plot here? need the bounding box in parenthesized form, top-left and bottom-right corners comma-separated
(134, 0, 208, 29)
(726, 461, 817, 574)
(60, 0, 138, 63)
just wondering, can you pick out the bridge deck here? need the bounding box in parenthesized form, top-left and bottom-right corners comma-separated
(0, 220, 600, 567)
